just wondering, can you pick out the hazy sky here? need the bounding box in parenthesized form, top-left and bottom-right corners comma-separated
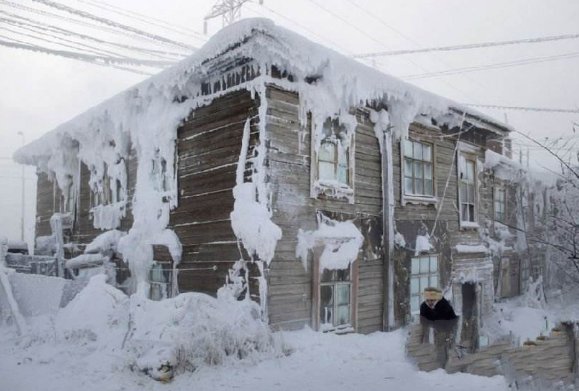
(1, 0, 578, 243)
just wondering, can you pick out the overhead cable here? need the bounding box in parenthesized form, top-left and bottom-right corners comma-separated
(0, 0, 191, 51)
(403, 51, 579, 79)
(0, 37, 160, 74)
(0, 10, 186, 59)
(464, 104, 579, 114)
(30, 0, 195, 50)
(354, 32, 579, 58)
(74, 0, 206, 41)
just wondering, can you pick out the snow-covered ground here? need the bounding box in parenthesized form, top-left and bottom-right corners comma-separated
(4, 273, 578, 391)
(0, 327, 507, 391)
(0, 274, 510, 391)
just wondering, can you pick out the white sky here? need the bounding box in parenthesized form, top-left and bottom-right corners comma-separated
(0, 0, 578, 243)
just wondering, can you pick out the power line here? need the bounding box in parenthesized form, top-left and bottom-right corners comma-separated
(1, 18, 132, 59)
(404, 51, 579, 80)
(353, 32, 579, 58)
(74, 0, 206, 42)
(0, 0, 191, 52)
(0, 37, 158, 74)
(0, 10, 186, 60)
(464, 104, 579, 114)
(308, 0, 477, 103)
(342, 0, 489, 102)
(30, 0, 195, 51)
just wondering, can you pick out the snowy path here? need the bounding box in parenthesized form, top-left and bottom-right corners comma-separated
(0, 327, 506, 391)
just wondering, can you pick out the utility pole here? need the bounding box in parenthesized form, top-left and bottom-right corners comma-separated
(17, 131, 25, 242)
(203, 0, 263, 34)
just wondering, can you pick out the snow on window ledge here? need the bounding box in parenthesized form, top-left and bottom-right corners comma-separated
(401, 194, 438, 207)
(312, 179, 354, 204)
(459, 221, 480, 230)
(454, 244, 489, 254)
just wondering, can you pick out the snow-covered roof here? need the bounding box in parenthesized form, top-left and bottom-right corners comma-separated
(14, 18, 511, 165)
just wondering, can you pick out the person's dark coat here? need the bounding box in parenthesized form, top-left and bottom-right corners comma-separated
(420, 297, 458, 321)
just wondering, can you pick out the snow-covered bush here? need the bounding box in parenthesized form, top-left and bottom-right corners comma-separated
(53, 274, 278, 380)
(127, 290, 276, 376)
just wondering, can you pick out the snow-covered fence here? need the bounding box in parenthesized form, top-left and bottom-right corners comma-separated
(5, 253, 58, 276)
(407, 321, 577, 387)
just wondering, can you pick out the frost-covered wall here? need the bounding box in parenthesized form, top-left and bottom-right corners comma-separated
(15, 18, 513, 308)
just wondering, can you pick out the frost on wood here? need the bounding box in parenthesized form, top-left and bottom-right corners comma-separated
(296, 214, 363, 271)
(14, 18, 511, 297)
(414, 234, 434, 256)
(484, 150, 525, 182)
(230, 119, 282, 266)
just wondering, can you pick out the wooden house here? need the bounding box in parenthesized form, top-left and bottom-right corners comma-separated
(15, 19, 532, 336)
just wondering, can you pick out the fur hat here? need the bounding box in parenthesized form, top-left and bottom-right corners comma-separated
(423, 287, 442, 301)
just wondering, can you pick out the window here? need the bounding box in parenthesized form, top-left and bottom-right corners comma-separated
(403, 139, 433, 197)
(311, 118, 355, 202)
(494, 188, 505, 223)
(149, 262, 172, 300)
(319, 268, 352, 331)
(459, 155, 476, 222)
(318, 139, 349, 185)
(410, 255, 439, 314)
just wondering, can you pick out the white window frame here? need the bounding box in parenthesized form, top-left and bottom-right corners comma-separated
(319, 267, 353, 332)
(310, 118, 355, 203)
(410, 254, 439, 315)
(401, 138, 436, 205)
(457, 142, 480, 229)
(494, 187, 506, 223)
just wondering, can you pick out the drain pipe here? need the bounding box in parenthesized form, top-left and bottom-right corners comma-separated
(382, 126, 395, 331)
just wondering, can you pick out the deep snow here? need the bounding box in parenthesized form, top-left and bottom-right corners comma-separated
(0, 274, 510, 391)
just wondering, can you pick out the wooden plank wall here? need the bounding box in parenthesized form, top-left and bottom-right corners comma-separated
(265, 85, 384, 333)
(35, 172, 56, 238)
(34, 151, 137, 254)
(392, 123, 461, 326)
(170, 90, 261, 297)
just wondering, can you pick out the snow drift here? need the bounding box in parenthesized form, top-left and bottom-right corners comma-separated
(53, 275, 277, 380)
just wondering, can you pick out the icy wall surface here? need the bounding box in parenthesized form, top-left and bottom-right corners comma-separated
(14, 18, 511, 297)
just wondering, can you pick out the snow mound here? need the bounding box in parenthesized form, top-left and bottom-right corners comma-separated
(55, 274, 129, 344)
(128, 291, 276, 376)
(52, 274, 277, 380)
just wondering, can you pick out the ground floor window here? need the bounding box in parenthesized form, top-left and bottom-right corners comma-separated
(319, 268, 352, 331)
(149, 262, 172, 300)
(410, 255, 439, 314)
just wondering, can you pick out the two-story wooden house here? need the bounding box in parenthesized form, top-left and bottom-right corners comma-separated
(15, 18, 525, 335)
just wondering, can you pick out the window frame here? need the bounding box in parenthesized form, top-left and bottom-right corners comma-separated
(409, 254, 440, 315)
(401, 138, 436, 205)
(494, 187, 506, 223)
(458, 148, 479, 228)
(312, 245, 358, 332)
(310, 117, 355, 203)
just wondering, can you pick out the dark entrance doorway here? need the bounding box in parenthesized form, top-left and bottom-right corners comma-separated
(460, 282, 478, 351)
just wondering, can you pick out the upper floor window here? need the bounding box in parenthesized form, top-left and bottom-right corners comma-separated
(459, 155, 476, 223)
(312, 118, 354, 202)
(319, 138, 349, 185)
(494, 187, 506, 223)
(403, 139, 433, 197)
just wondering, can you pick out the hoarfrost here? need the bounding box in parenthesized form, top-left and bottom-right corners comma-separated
(296, 214, 363, 271)
(14, 18, 510, 297)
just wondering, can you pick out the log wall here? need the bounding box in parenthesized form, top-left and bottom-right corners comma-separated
(265, 85, 384, 333)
